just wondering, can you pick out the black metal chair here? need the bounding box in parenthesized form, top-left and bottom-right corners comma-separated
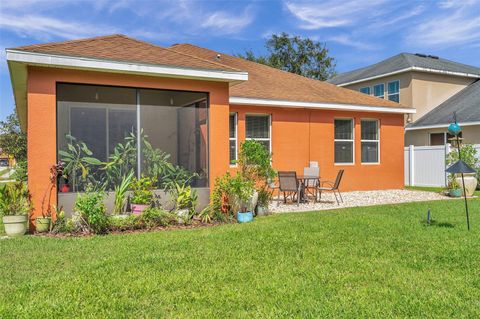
(278, 171, 300, 204)
(316, 169, 344, 205)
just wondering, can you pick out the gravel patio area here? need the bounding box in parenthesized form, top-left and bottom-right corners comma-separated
(269, 189, 450, 213)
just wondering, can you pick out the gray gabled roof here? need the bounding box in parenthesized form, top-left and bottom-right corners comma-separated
(408, 80, 480, 128)
(329, 53, 480, 85)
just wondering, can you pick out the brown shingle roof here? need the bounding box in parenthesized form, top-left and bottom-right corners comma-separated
(11, 34, 241, 72)
(170, 43, 409, 109)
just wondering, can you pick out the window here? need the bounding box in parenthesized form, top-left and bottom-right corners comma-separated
(57, 83, 209, 192)
(361, 119, 379, 163)
(246, 114, 271, 152)
(388, 80, 400, 102)
(229, 113, 237, 165)
(373, 83, 385, 99)
(359, 87, 371, 95)
(334, 119, 354, 164)
(430, 133, 445, 146)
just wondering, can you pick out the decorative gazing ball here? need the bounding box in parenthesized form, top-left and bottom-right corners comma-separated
(448, 123, 462, 136)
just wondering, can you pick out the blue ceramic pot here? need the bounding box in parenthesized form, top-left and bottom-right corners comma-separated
(449, 189, 462, 198)
(237, 212, 254, 223)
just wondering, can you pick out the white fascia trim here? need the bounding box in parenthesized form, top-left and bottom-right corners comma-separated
(337, 67, 480, 87)
(6, 49, 248, 82)
(405, 121, 480, 131)
(229, 96, 415, 114)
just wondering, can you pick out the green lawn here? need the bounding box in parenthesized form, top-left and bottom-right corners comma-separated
(1, 199, 480, 318)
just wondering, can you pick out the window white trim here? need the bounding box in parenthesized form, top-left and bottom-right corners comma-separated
(387, 80, 400, 102)
(245, 113, 272, 153)
(229, 97, 415, 114)
(229, 112, 238, 167)
(334, 118, 355, 165)
(360, 119, 380, 165)
(6, 49, 248, 82)
(359, 86, 371, 95)
(373, 83, 385, 99)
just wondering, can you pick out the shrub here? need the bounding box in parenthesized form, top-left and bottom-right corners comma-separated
(130, 176, 155, 205)
(238, 140, 276, 183)
(446, 144, 480, 184)
(0, 182, 32, 216)
(109, 215, 141, 232)
(211, 172, 254, 216)
(74, 188, 109, 234)
(173, 182, 198, 212)
(140, 207, 177, 228)
(51, 207, 75, 233)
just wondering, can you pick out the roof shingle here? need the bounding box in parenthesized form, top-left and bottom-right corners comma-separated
(170, 43, 406, 109)
(329, 53, 480, 85)
(11, 34, 241, 72)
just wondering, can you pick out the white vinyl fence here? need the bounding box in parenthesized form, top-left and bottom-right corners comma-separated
(404, 144, 480, 187)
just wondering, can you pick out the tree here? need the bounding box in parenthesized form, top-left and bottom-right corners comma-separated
(237, 32, 336, 81)
(0, 112, 27, 181)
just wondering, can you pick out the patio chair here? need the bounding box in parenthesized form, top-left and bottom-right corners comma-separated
(303, 166, 320, 198)
(278, 171, 300, 204)
(315, 169, 344, 205)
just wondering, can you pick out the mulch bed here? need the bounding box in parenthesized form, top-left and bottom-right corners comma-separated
(32, 219, 235, 238)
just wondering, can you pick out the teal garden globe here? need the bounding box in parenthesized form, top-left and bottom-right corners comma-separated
(448, 123, 462, 136)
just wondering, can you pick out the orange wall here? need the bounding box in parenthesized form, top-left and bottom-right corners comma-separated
(230, 105, 405, 191)
(26, 66, 405, 229)
(27, 66, 230, 228)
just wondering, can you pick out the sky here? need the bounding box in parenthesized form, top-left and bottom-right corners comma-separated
(1, 0, 480, 120)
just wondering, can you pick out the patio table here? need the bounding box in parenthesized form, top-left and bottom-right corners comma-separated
(296, 175, 320, 203)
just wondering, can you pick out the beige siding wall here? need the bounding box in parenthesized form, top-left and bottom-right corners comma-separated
(405, 125, 480, 146)
(410, 71, 475, 122)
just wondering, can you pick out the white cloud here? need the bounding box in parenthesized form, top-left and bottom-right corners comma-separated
(327, 34, 375, 51)
(405, 2, 480, 47)
(0, 13, 117, 40)
(201, 7, 254, 34)
(285, 0, 386, 29)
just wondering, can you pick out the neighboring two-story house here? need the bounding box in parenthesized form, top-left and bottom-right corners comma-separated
(329, 53, 480, 146)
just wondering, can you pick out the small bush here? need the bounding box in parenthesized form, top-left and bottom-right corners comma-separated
(74, 189, 109, 234)
(109, 215, 141, 232)
(141, 208, 177, 228)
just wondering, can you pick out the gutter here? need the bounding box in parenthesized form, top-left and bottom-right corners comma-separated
(335, 67, 480, 87)
(229, 96, 415, 114)
(405, 121, 480, 131)
(6, 49, 249, 82)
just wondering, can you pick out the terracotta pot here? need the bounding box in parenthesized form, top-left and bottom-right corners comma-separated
(131, 204, 149, 215)
(455, 173, 477, 197)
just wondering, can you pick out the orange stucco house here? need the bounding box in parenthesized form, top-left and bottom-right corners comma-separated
(6, 35, 415, 227)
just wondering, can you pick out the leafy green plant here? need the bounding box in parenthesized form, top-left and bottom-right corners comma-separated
(140, 207, 177, 228)
(257, 187, 272, 207)
(113, 171, 134, 214)
(173, 182, 198, 212)
(109, 215, 141, 232)
(198, 206, 213, 223)
(130, 176, 155, 205)
(447, 175, 460, 190)
(59, 134, 102, 192)
(211, 172, 254, 216)
(0, 182, 32, 216)
(73, 187, 108, 234)
(51, 205, 75, 233)
(238, 140, 275, 183)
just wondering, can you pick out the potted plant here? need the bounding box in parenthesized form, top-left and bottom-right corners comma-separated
(37, 162, 64, 233)
(448, 175, 462, 198)
(256, 187, 271, 216)
(130, 176, 154, 215)
(229, 173, 255, 223)
(113, 171, 134, 218)
(173, 182, 198, 222)
(0, 182, 32, 237)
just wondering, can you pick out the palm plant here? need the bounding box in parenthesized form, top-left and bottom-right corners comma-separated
(113, 170, 134, 214)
